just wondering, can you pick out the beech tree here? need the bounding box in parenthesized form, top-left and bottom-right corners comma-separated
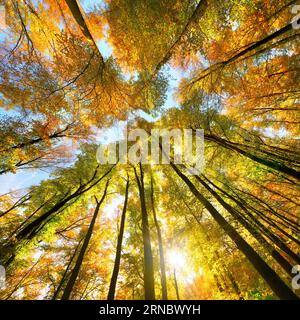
(0, 0, 299, 301)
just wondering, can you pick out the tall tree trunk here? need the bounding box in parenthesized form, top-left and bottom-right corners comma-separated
(0, 124, 71, 154)
(203, 133, 300, 180)
(224, 180, 300, 232)
(152, 0, 208, 77)
(65, 0, 104, 63)
(150, 174, 168, 300)
(16, 165, 114, 240)
(52, 237, 84, 300)
(199, 175, 300, 269)
(173, 269, 180, 300)
(11, 193, 58, 237)
(134, 164, 155, 300)
(0, 155, 44, 175)
(61, 180, 110, 300)
(189, 21, 299, 86)
(170, 162, 299, 300)
(0, 192, 31, 218)
(107, 178, 130, 300)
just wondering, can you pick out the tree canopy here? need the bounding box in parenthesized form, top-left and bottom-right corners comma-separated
(0, 0, 299, 300)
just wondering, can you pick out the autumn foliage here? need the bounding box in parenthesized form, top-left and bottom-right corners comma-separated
(0, 0, 299, 300)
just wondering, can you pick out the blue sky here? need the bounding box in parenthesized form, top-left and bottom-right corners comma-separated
(0, 1, 184, 196)
(0, 0, 289, 197)
(0, 170, 50, 195)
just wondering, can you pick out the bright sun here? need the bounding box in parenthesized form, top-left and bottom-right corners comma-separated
(168, 250, 186, 269)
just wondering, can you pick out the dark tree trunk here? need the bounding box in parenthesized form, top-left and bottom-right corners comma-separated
(190, 21, 297, 85)
(152, 0, 208, 77)
(61, 180, 110, 300)
(10, 194, 57, 237)
(0, 166, 114, 269)
(0, 192, 31, 218)
(199, 175, 300, 270)
(173, 269, 180, 300)
(16, 165, 114, 240)
(203, 133, 300, 180)
(65, 0, 104, 63)
(52, 237, 84, 300)
(134, 164, 155, 300)
(150, 174, 168, 300)
(107, 178, 130, 300)
(170, 162, 299, 300)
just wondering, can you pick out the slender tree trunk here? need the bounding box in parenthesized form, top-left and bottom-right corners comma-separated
(0, 125, 71, 154)
(203, 133, 300, 180)
(0, 155, 44, 175)
(11, 193, 58, 237)
(134, 164, 155, 300)
(61, 180, 110, 300)
(170, 162, 299, 300)
(190, 21, 298, 86)
(107, 178, 130, 300)
(173, 269, 180, 300)
(52, 237, 83, 300)
(150, 174, 168, 300)
(199, 175, 300, 269)
(197, 214, 243, 298)
(152, 0, 208, 77)
(65, 0, 104, 63)
(4, 259, 40, 300)
(16, 165, 114, 240)
(228, 181, 300, 232)
(0, 192, 31, 218)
